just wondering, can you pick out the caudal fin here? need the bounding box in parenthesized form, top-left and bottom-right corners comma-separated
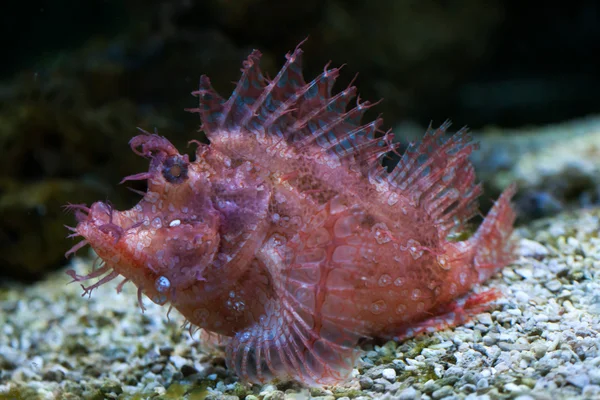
(471, 183, 517, 282)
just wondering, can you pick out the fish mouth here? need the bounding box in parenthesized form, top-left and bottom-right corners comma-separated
(63, 201, 150, 303)
(64, 201, 140, 259)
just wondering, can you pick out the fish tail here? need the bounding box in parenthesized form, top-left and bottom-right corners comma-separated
(470, 183, 517, 282)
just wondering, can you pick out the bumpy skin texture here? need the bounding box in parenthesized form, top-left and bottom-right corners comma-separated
(66, 42, 516, 385)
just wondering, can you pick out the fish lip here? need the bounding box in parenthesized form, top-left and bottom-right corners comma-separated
(74, 201, 131, 245)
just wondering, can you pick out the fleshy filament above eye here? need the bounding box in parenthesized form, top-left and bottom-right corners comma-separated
(162, 155, 189, 184)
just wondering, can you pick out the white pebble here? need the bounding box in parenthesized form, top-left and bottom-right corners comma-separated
(519, 238, 549, 258)
(381, 368, 396, 381)
(514, 291, 530, 303)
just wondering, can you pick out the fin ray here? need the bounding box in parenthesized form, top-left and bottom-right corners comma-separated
(188, 42, 393, 178)
(388, 122, 482, 237)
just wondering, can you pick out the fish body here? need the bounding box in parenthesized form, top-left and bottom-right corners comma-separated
(66, 42, 516, 385)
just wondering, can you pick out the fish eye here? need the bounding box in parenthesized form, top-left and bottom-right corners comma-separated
(162, 155, 189, 184)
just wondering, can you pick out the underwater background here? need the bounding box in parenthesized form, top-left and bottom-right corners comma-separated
(2, 1, 600, 399)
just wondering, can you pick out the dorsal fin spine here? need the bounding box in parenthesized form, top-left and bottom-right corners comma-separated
(287, 73, 349, 136)
(241, 44, 305, 128)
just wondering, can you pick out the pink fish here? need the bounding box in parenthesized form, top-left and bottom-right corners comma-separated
(65, 41, 516, 385)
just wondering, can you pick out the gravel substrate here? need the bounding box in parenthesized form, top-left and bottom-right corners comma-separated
(2, 208, 600, 399)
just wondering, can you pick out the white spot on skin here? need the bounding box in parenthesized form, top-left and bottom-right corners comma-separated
(459, 272, 468, 286)
(404, 239, 423, 259)
(373, 223, 392, 244)
(155, 276, 171, 293)
(169, 219, 181, 227)
(438, 255, 450, 270)
(411, 289, 421, 300)
(378, 274, 392, 287)
(274, 192, 286, 204)
(449, 283, 457, 295)
(387, 192, 399, 206)
(370, 300, 387, 315)
(146, 192, 159, 203)
(269, 233, 286, 247)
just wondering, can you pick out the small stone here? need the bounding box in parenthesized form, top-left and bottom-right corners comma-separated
(381, 368, 396, 381)
(519, 239, 549, 258)
(422, 380, 439, 393)
(432, 385, 454, 399)
(359, 376, 373, 389)
(169, 355, 188, 370)
(42, 369, 65, 382)
(180, 364, 198, 377)
(397, 387, 418, 400)
(477, 378, 489, 390)
(0, 346, 22, 370)
(99, 381, 123, 395)
(372, 383, 386, 392)
(159, 346, 174, 356)
(514, 267, 533, 280)
(459, 383, 476, 394)
(477, 313, 493, 325)
(504, 383, 523, 392)
(582, 385, 600, 398)
(514, 290, 530, 303)
(589, 369, 600, 385)
(567, 374, 590, 388)
(482, 333, 498, 346)
(545, 279, 562, 292)
(151, 363, 165, 374)
(374, 377, 392, 389)
(262, 390, 285, 400)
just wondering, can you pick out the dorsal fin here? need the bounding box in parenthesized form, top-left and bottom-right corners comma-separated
(387, 121, 482, 237)
(187, 41, 394, 176)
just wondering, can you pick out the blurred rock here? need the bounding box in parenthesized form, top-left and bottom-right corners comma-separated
(471, 116, 600, 220)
